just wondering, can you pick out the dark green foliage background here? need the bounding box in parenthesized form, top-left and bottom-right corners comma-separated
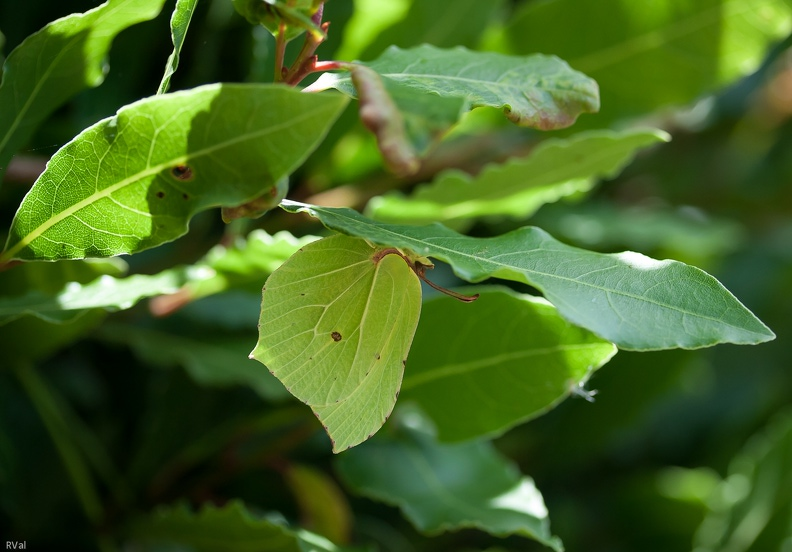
(1, 1, 790, 550)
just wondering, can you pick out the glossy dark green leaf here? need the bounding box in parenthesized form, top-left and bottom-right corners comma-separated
(280, 201, 775, 350)
(0, 0, 167, 180)
(1, 85, 347, 261)
(368, 128, 668, 225)
(402, 288, 616, 442)
(157, 0, 198, 94)
(336, 412, 563, 550)
(307, 44, 599, 130)
(505, 0, 792, 123)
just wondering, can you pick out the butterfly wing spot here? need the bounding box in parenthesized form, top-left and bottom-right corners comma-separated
(331, 331, 342, 342)
(170, 164, 194, 181)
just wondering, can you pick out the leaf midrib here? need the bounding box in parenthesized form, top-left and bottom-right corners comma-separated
(401, 343, 609, 390)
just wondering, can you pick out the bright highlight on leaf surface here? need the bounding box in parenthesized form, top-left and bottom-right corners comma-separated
(250, 234, 423, 452)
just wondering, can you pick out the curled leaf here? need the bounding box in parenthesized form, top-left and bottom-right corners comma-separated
(349, 65, 420, 177)
(221, 176, 289, 222)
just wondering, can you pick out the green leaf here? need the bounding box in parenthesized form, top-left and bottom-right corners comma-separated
(285, 464, 353, 544)
(367, 128, 668, 225)
(157, 0, 198, 94)
(280, 201, 776, 350)
(335, 412, 563, 551)
(232, 0, 324, 41)
(0, 268, 184, 325)
(306, 44, 599, 130)
(0, 0, 167, 180)
(0, 230, 314, 323)
(127, 500, 351, 551)
(179, 229, 319, 302)
(251, 234, 423, 452)
(1, 85, 347, 262)
(402, 288, 617, 442)
(355, 0, 506, 61)
(348, 65, 420, 176)
(694, 410, 792, 551)
(99, 323, 289, 401)
(505, 0, 792, 123)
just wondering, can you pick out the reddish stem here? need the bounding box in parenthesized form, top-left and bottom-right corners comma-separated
(274, 21, 288, 83)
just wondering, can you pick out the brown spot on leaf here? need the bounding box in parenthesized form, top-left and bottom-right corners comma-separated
(402, 360, 406, 367)
(182, 193, 189, 200)
(375, 353, 381, 360)
(171, 164, 194, 181)
(331, 331, 342, 342)
(156, 191, 165, 199)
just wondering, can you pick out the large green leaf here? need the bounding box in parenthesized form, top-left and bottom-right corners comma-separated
(0, 0, 167, 179)
(127, 500, 353, 551)
(251, 234, 423, 452)
(694, 410, 792, 551)
(1, 85, 347, 262)
(157, 0, 198, 94)
(0, 230, 313, 323)
(280, 201, 775, 350)
(336, 411, 563, 551)
(306, 44, 599, 130)
(505, 0, 792, 123)
(402, 288, 617, 442)
(367, 128, 668, 225)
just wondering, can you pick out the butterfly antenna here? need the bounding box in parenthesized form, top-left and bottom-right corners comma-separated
(413, 263, 478, 303)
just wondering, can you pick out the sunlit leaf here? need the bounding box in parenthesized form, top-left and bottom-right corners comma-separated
(251, 234, 422, 452)
(0, 230, 314, 323)
(157, 0, 198, 94)
(336, 411, 563, 551)
(368, 128, 668, 225)
(280, 201, 775, 350)
(1, 85, 347, 262)
(307, 44, 599, 130)
(0, 0, 167, 180)
(402, 288, 617, 442)
(505, 0, 792, 124)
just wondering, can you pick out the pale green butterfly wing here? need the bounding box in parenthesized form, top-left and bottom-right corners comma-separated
(251, 234, 422, 452)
